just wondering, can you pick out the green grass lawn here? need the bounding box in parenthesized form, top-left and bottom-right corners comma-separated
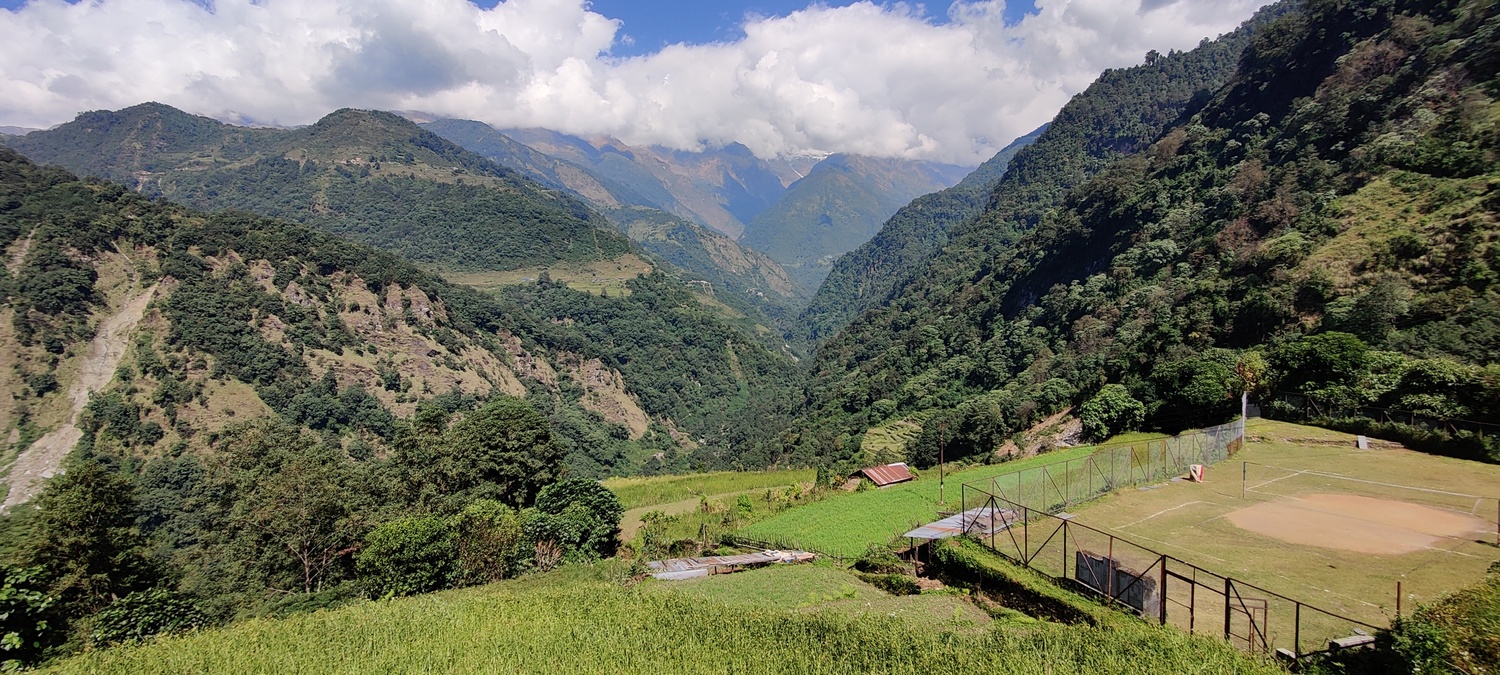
(740, 445, 1098, 557)
(604, 469, 815, 510)
(42, 562, 1281, 675)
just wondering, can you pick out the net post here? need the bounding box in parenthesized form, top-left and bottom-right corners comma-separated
(1242, 462, 1247, 500)
(1397, 581, 1402, 618)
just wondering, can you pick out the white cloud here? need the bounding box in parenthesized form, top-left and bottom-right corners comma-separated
(0, 0, 1272, 163)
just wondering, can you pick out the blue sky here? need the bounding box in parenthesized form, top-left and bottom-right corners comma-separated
(0, 0, 1038, 56)
(526, 1, 1039, 56)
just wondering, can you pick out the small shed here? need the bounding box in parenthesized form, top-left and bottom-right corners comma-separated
(860, 462, 914, 488)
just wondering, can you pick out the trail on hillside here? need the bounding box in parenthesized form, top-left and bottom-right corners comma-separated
(4, 284, 157, 509)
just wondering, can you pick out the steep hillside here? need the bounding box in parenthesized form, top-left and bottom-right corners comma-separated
(798, 125, 1045, 343)
(422, 119, 809, 323)
(0, 149, 795, 498)
(738, 154, 971, 290)
(3, 105, 633, 273)
(787, 0, 1500, 470)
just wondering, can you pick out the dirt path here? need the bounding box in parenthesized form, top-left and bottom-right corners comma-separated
(3, 284, 157, 509)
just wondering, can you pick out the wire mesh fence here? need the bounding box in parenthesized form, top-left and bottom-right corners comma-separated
(969, 418, 1246, 515)
(957, 486, 1386, 659)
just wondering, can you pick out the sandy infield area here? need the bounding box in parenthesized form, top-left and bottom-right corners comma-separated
(1226, 493, 1492, 555)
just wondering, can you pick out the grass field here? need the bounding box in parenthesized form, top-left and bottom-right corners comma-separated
(440, 254, 654, 297)
(605, 469, 816, 543)
(740, 445, 1098, 557)
(604, 469, 815, 510)
(1028, 419, 1500, 640)
(41, 562, 1280, 675)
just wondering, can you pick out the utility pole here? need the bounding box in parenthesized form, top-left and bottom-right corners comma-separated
(938, 421, 948, 506)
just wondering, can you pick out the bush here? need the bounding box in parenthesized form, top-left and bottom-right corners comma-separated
(856, 573, 920, 596)
(530, 479, 624, 560)
(852, 546, 908, 575)
(0, 566, 55, 669)
(356, 515, 457, 598)
(453, 499, 530, 584)
(1079, 385, 1145, 443)
(90, 588, 208, 646)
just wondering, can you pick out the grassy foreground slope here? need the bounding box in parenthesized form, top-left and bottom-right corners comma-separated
(43, 565, 1278, 675)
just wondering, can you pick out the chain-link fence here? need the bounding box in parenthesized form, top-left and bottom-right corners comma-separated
(957, 487, 1385, 659)
(968, 418, 1245, 515)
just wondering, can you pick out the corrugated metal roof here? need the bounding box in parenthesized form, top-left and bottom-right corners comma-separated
(902, 506, 1020, 540)
(646, 550, 818, 577)
(860, 462, 914, 487)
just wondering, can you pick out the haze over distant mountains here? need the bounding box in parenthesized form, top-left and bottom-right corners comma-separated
(422, 119, 973, 291)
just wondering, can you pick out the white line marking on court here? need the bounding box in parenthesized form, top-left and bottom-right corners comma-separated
(1118, 501, 1214, 529)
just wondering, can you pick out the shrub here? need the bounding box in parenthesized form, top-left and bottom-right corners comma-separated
(856, 573, 920, 596)
(0, 566, 55, 669)
(90, 588, 208, 646)
(530, 479, 624, 560)
(1079, 385, 1145, 442)
(356, 515, 457, 598)
(453, 499, 529, 584)
(852, 546, 908, 575)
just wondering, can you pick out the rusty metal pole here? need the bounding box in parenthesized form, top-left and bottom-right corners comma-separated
(1397, 581, 1403, 618)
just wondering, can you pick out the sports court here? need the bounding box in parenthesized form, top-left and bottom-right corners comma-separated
(1066, 419, 1500, 628)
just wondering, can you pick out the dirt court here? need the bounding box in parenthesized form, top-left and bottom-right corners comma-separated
(1064, 419, 1500, 628)
(1226, 493, 1494, 555)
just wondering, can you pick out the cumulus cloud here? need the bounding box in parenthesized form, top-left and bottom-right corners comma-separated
(0, 0, 1271, 163)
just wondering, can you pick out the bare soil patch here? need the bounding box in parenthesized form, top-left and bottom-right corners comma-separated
(1226, 493, 1491, 555)
(4, 285, 157, 509)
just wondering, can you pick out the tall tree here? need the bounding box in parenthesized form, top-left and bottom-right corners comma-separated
(24, 460, 158, 616)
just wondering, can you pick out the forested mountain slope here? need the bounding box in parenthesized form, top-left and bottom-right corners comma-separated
(0, 149, 795, 500)
(422, 119, 808, 325)
(797, 125, 1045, 344)
(784, 0, 1500, 471)
(3, 105, 633, 273)
(797, 5, 1290, 349)
(738, 154, 971, 291)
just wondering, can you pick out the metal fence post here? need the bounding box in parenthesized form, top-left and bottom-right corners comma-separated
(1158, 555, 1168, 625)
(1224, 578, 1234, 642)
(1294, 602, 1302, 656)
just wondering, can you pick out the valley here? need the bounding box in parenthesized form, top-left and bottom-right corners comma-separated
(0, 0, 1497, 671)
